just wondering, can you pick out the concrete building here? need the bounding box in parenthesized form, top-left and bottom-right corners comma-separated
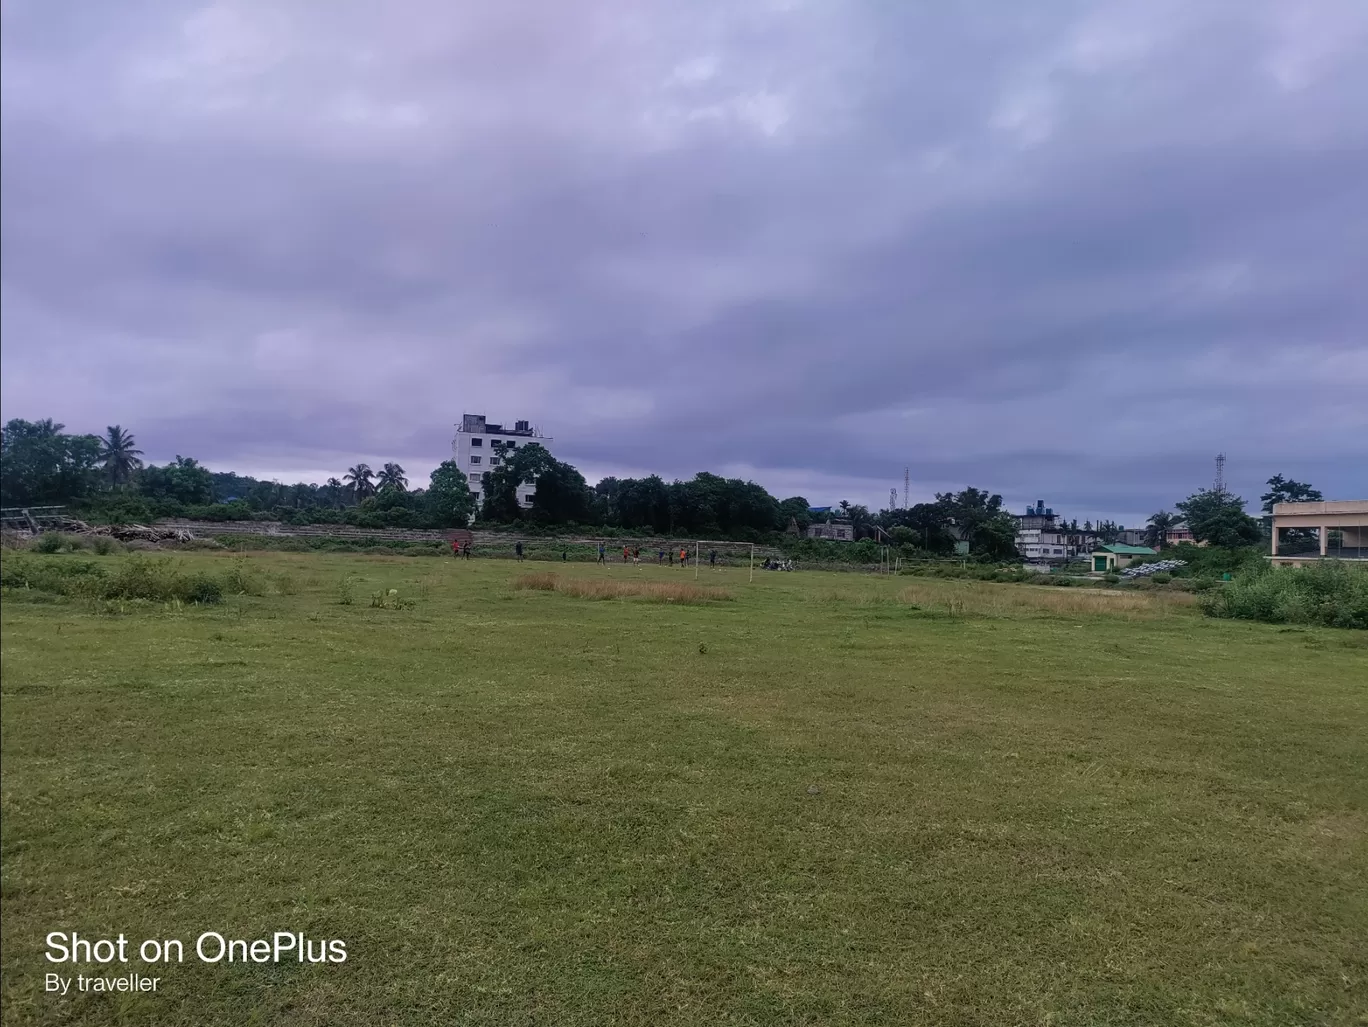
(807, 507, 854, 541)
(453, 414, 553, 513)
(1016, 529, 1078, 562)
(1090, 544, 1157, 573)
(1164, 522, 1196, 546)
(1014, 500, 1060, 531)
(1270, 500, 1368, 565)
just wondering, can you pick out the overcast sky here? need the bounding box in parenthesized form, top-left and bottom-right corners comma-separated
(3, 1, 1365, 525)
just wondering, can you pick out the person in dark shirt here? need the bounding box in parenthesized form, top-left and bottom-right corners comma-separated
(597, 543, 606, 564)
(515, 541, 524, 562)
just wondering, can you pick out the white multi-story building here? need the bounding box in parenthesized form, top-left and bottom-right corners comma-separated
(453, 413, 553, 513)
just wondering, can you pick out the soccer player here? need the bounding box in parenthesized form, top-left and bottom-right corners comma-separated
(451, 538, 460, 558)
(463, 541, 472, 560)
(597, 543, 606, 564)
(623, 545, 630, 563)
(710, 549, 717, 569)
(515, 540, 524, 562)
(679, 546, 687, 567)
(658, 548, 665, 564)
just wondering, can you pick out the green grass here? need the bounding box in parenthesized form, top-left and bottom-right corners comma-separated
(2, 552, 1366, 1026)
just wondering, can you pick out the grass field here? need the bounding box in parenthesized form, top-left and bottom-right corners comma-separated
(2, 552, 1366, 1026)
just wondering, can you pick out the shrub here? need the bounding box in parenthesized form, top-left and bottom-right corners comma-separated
(1201, 562, 1368, 629)
(1150, 572, 1172, 584)
(220, 558, 264, 596)
(183, 573, 224, 605)
(90, 536, 123, 556)
(31, 532, 82, 553)
(1103, 573, 1120, 584)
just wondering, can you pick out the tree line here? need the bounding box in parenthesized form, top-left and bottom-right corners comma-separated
(3, 417, 1305, 558)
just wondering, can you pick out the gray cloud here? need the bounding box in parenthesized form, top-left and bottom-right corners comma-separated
(3, 0, 1366, 524)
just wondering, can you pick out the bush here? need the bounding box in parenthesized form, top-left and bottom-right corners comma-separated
(183, 572, 224, 605)
(1201, 562, 1368, 629)
(1103, 573, 1121, 584)
(1150, 571, 1172, 584)
(90, 536, 123, 556)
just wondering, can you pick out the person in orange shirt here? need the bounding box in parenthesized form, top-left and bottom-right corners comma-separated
(679, 547, 687, 567)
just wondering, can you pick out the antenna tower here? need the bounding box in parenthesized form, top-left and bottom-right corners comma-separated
(903, 467, 910, 509)
(1214, 453, 1226, 496)
(890, 488, 897, 512)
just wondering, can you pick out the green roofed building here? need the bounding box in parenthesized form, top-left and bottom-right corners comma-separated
(1091, 543, 1157, 573)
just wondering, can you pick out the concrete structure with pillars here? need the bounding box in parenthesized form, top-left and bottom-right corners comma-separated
(1269, 500, 1368, 566)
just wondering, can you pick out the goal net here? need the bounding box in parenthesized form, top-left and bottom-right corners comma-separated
(691, 540, 758, 581)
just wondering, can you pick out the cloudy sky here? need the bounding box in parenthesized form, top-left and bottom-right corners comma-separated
(3, 0, 1365, 524)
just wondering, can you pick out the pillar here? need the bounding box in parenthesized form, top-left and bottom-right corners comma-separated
(1319, 525, 1328, 557)
(1271, 524, 1279, 556)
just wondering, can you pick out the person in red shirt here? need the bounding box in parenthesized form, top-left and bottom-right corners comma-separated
(451, 538, 461, 558)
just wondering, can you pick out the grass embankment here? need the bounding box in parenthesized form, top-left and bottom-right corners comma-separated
(2, 553, 1366, 1026)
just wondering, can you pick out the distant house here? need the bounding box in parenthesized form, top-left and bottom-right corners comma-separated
(1091, 544, 1157, 573)
(807, 506, 854, 542)
(1164, 522, 1196, 546)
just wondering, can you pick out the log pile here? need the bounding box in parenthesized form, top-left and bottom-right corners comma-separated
(43, 519, 198, 544)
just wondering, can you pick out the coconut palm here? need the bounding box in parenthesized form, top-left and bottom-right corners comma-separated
(1146, 510, 1177, 548)
(98, 425, 143, 487)
(344, 463, 376, 501)
(377, 462, 408, 492)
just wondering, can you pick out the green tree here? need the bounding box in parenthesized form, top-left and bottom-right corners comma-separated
(377, 462, 408, 492)
(778, 496, 811, 533)
(98, 425, 144, 488)
(970, 514, 1020, 560)
(138, 455, 214, 506)
(1145, 510, 1177, 548)
(0, 418, 102, 505)
(344, 464, 376, 501)
(934, 487, 1005, 541)
(1260, 474, 1322, 513)
(425, 461, 475, 526)
(1176, 489, 1262, 549)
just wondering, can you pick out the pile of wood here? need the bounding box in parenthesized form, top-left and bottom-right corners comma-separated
(39, 519, 199, 544)
(89, 523, 197, 544)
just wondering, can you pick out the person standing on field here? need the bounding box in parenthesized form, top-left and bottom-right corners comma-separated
(451, 538, 461, 558)
(515, 540, 524, 562)
(658, 548, 665, 564)
(633, 546, 641, 566)
(597, 543, 606, 564)
(463, 541, 472, 560)
(679, 546, 687, 567)
(710, 549, 717, 569)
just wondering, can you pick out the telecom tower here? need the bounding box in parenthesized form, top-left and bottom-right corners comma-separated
(903, 467, 910, 509)
(1214, 453, 1226, 496)
(890, 488, 897, 511)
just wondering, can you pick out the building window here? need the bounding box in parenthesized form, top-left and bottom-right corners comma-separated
(470, 437, 482, 447)
(489, 457, 500, 466)
(470, 456, 480, 465)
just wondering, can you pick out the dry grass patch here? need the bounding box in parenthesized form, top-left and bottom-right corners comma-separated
(514, 573, 730, 604)
(896, 580, 1195, 619)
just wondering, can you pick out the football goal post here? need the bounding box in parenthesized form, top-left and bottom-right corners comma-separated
(693, 540, 757, 582)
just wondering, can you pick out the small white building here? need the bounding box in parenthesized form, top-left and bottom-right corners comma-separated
(453, 414, 553, 513)
(1015, 529, 1078, 562)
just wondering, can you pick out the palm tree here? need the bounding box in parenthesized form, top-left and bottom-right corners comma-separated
(98, 425, 143, 488)
(325, 477, 345, 508)
(1146, 510, 1177, 549)
(344, 463, 376, 501)
(377, 462, 408, 492)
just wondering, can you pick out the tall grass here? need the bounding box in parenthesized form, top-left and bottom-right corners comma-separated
(1201, 562, 1368, 629)
(2, 554, 226, 604)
